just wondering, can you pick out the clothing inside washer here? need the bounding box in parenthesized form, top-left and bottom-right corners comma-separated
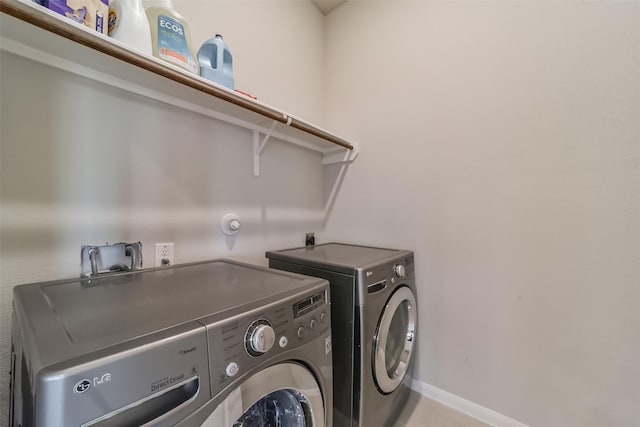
(234, 389, 310, 426)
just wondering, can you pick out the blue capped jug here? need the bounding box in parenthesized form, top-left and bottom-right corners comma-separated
(197, 34, 234, 90)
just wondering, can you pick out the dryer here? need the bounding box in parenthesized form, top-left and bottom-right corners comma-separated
(267, 243, 418, 427)
(10, 259, 332, 427)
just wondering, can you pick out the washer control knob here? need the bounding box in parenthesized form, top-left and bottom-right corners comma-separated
(245, 319, 276, 356)
(225, 362, 239, 377)
(393, 264, 406, 278)
(297, 326, 305, 338)
(250, 324, 275, 354)
(320, 312, 327, 323)
(309, 318, 317, 331)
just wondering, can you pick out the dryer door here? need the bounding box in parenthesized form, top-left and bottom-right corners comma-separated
(373, 286, 417, 394)
(202, 363, 324, 427)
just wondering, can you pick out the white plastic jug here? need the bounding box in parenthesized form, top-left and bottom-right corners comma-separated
(197, 34, 234, 90)
(108, 0, 152, 55)
(143, 0, 199, 74)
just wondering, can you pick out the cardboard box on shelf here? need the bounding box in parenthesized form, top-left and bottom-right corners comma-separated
(34, 0, 109, 34)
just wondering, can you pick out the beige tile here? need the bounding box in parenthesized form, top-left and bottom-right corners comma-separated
(395, 390, 425, 424)
(394, 391, 490, 427)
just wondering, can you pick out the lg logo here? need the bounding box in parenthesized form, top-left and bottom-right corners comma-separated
(73, 373, 111, 394)
(73, 379, 91, 394)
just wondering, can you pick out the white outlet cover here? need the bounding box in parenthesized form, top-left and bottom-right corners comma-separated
(155, 243, 175, 267)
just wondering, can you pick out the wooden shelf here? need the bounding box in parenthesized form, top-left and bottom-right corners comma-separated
(0, 0, 359, 174)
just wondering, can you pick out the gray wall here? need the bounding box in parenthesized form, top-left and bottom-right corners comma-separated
(323, 1, 640, 426)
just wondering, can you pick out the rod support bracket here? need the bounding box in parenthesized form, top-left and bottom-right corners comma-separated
(253, 121, 279, 176)
(322, 140, 360, 166)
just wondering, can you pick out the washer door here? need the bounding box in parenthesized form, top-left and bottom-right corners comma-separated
(202, 363, 324, 427)
(373, 286, 417, 394)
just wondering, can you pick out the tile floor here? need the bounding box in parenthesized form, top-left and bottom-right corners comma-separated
(393, 391, 490, 427)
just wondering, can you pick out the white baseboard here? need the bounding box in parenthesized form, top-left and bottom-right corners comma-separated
(411, 379, 529, 427)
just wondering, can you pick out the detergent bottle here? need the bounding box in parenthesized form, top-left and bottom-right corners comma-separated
(143, 0, 198, 74)
(197, 34, 235, 90)
(108, 0, 152, 55)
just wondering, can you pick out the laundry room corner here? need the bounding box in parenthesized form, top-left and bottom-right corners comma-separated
(1, 1, 334, 424)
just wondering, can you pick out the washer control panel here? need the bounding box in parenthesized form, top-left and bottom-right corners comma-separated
(205, 286, 330, 396)
(292, 291, 328, 344)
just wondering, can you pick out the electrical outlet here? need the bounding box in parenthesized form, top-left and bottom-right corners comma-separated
(155, 243, 174, 267)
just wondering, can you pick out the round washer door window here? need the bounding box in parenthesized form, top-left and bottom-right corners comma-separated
(373, 286, 417, 394)
(203, 363, 324, 427)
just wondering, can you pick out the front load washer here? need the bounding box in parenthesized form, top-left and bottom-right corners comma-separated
(10, 259, 332, 427)
(267, 243, 417, 427)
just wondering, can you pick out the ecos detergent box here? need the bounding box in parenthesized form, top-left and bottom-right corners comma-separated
(33, 0, 109, 34)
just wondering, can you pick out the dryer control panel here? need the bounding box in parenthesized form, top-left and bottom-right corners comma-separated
(203, 286, 330, 396)
(360, 255, 414, 288)
(356, 255, 415, 306)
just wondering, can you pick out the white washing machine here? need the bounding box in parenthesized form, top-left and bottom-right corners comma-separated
(267, 243, 418, 427)
(10, 259, 332, 427)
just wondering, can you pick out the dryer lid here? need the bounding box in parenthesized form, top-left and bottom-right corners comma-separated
(267, 243, 411, 273)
